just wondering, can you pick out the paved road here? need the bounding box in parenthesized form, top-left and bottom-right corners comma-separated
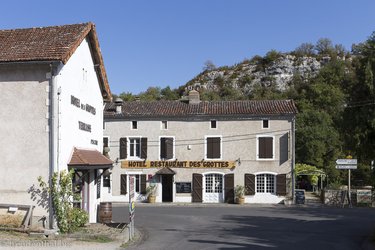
(113, 204, 375, 250)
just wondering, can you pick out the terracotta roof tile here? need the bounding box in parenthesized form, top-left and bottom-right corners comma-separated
(0, 22, 112, 100)
(104, 99, 298, 119)
(68, 148, 112, 166)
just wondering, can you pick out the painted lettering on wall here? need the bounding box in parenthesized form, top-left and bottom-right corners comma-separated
(122, 160, 235, 169)
(71, 95, 96, 115)
(78, 121, 91, 132)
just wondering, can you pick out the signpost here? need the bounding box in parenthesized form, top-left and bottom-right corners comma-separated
(128, 176, 135, 240)
(336, 158, 357, 208)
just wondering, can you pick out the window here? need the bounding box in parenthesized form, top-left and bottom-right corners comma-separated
(103, 137, 109, 148)
(206, 136, 221, 159)
(161, 121, 168, 130)
(210, 120, 217, 129)
(262, 120, 269, 129)
(160, 137, 174, 160)
(119, 137, 148, 160)
(131, 121, 138, 130)
(129, 138, 141, 158)
(103, 175, 110, 187)
(256, 174, 275, 193)
(257, 136, 274, 160)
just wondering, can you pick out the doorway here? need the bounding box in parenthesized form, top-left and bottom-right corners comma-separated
(162, 175, 173, 202)
(203, 173, 224, 203)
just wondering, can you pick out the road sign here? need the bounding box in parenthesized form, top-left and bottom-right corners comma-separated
(336, 164, 357, 169)
(336, 159, 357, 165)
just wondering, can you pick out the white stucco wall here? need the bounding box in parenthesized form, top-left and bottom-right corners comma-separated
(56, 37, 104, 222)
(104, 116, 293, 204)
(57, 37, 103, 170)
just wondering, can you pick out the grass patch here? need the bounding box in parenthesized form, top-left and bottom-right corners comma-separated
(76, 234, 113, 243)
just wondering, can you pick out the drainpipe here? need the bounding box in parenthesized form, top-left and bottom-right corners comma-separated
(291, 116, 296, 204)
(48, 62, 60, 229)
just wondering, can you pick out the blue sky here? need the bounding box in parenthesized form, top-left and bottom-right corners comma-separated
(1, 1, 375, 94)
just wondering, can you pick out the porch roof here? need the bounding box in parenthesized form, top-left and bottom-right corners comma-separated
(68, 148, 112, 170)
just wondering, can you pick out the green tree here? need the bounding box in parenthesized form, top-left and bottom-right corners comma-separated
(161, 86, 179, 100)
(315, 38, 334, 55)
(139, 87, 161, 101)
(293, 43, 315, 57)
(343, 32, 375, 164)
(119, 92, 136, 101)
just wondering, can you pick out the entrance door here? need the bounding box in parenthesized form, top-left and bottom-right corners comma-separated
(162, 175, 173, 202)
(203, 174, 224, 203)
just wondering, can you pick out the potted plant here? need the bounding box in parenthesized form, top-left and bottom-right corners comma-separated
(146, 184, 157, 203)
(234, 185, 245, 204)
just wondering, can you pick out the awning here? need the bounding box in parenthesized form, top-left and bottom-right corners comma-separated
(68, 147, 113, 170)
(155, 167, 176, 175)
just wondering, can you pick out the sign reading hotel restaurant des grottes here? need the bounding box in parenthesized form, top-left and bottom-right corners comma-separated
(122, 160, 236, 169)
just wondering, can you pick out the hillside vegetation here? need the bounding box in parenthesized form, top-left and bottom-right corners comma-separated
(118, 35, 375, 186)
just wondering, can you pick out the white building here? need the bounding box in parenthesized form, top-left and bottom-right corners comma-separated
(103, 91, 297, 204)
(0, 22, 112, 226)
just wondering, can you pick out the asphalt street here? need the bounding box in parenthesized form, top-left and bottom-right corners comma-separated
(113, 204, 375, 250)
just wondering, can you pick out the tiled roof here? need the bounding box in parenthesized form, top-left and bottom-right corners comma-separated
(68, 148, 112, 167)
(104, 99, 297, 119)
(0, 22, 111, 100)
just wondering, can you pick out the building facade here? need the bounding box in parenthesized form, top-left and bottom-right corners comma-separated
(0, 23, 112, 226)
(104, 91, 297, 204)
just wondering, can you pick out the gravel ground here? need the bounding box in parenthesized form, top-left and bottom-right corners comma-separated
(0, 223, 132, 250)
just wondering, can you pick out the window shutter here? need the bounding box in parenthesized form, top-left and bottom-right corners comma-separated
(119, 137, 127, 159)
(166, 138, 174, 159)
(259, 137, 273, 159)
(160, 138, 166, 159)
(207, 137, 220, 159)
(276, 174, 287, 196)
(120, 174, 127, 195)
(141, 137, 147, 159)
(140, 174, 147, 194)
(245, 174, 255, 195)
(192, 173, 203, 202)
(224, 174, 234, 203)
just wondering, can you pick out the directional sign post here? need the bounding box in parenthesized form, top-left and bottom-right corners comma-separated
(336, 159, 357, 208)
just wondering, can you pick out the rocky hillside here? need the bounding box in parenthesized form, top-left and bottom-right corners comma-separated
(183, 51, 346, 97)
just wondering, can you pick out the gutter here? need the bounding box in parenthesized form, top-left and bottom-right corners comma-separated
(48, 62, 60, 230)
(291, 116, 296, 204)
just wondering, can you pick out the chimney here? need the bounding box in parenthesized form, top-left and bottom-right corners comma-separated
(188, 90, 200, 104)
(114, 97, 123, 114)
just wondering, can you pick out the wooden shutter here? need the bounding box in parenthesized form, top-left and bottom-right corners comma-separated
(120, 174, 127, 195)
(276, 174, 287, 196)
(244, 174, 255, 195)
(192, 173, 203, 202)
(140, 174, 147, 194)
(207, 137, 221, 159)
(224, 174, 234, 203)
(141, 137, 147, 159)
(160, 137, 173, 159)
(166, 138, 173, 159)
(119, 137, 127, 159)
(279, 133, 289, 165)
(259, 137, 273, 159)
(160, 138, 166, 159)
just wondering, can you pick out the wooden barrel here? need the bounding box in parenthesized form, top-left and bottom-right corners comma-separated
(99, 202, 112, 223)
